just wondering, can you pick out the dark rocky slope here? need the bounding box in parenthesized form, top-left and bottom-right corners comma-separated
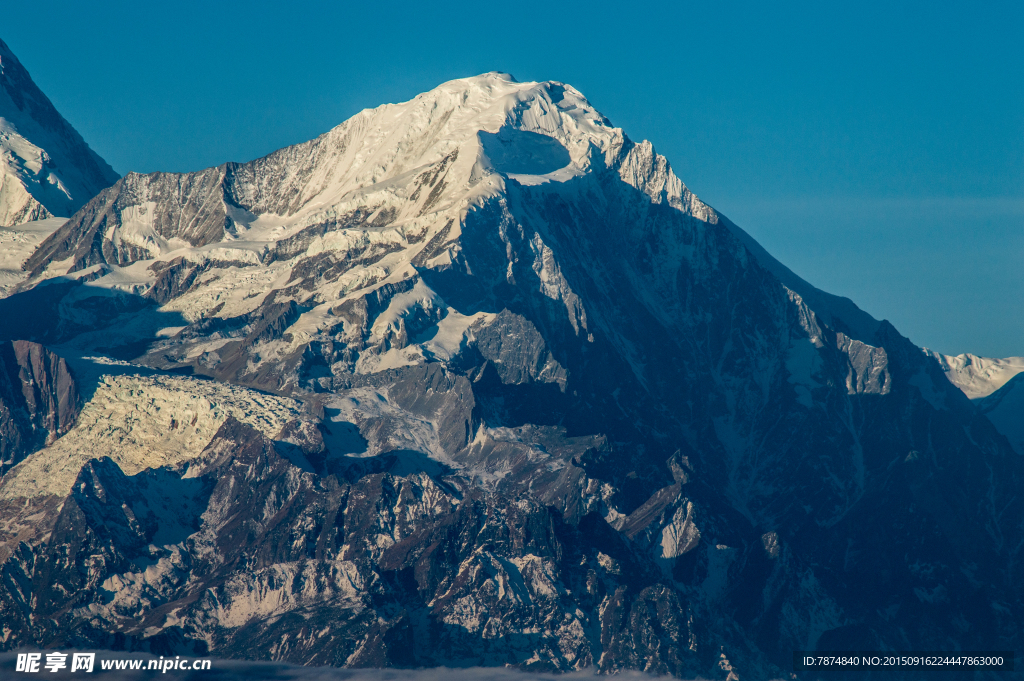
(0, 340, 81, 474)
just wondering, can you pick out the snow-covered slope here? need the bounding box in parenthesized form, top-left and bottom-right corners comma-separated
(25, 73, 626, 276)
(926, 350, 1024, 399)
(0, 217, 64, 295)
(0, 37, 118, 227)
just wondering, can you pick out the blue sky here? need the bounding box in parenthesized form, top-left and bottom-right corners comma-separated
(5, 0, 1022, 356)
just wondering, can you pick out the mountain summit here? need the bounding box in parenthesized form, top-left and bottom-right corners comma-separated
(0, 73, 1021, 678)
(0, 37, 118, 226)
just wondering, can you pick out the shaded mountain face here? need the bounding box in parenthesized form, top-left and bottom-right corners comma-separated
(0, 37, 119, 226)
(977, 373, 1024, 455)
(1, 73, 1021, 678)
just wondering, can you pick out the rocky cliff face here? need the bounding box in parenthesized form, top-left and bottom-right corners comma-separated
(0, 73, 1020, 679)
(0, 340, 81, 474)
(0, 417, 709, 673)
(0, 37, 119, 227)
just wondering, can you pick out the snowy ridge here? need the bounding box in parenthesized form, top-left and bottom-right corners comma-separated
(0, 38, 118, 226)
(25, 72, 621, 277)
(925, 349, 1024, 399)
(716, 213, 881, 342)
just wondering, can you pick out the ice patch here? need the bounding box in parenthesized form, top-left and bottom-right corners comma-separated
(325, 388, 447, 461)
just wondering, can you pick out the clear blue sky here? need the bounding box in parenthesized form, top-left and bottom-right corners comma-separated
(5, 0, 1022, 357)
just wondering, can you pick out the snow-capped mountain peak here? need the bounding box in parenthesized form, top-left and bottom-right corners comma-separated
(925, 349, 1024, 399)
(4, 72, 1019, 677)
(22, 70, 889, 419)
(0, 37, 118, 226)
(22, 73, 630, 276)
